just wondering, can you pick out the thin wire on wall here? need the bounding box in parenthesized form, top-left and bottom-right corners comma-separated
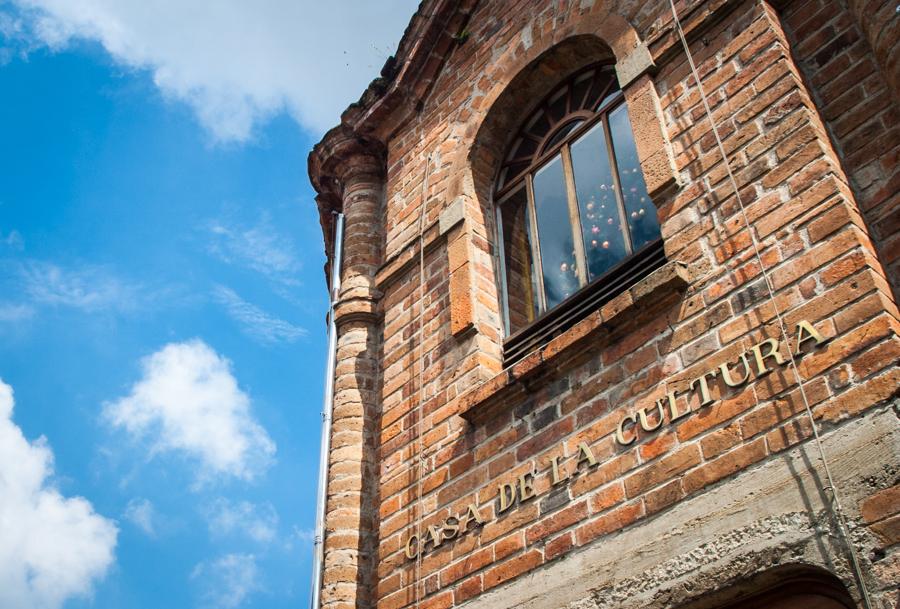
(413, 153, 434, 609)
(666, 1, 874, 606)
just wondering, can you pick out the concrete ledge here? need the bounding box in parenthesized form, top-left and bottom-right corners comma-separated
(457, 407, 899, 609)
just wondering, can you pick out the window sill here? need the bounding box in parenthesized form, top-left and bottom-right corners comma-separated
(503, 239, 668, 363)
(457, 260, 692, 423)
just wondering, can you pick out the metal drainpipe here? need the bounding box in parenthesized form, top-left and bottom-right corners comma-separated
(310, 212, 344, 609)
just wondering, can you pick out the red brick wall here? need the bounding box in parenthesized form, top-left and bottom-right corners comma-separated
(779, 0, 900, 303)
(312, 1, 900, 608)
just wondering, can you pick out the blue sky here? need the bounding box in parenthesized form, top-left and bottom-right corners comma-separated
(0, 2, 416, 608)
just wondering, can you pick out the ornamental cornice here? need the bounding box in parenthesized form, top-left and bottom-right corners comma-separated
(308, 126, 386, 204)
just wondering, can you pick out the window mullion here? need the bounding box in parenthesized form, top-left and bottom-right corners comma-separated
(560, 145, 588, 287)
(603, 113, 634, 256)
(525, 175, 548, 313)
(495, 204, 511, 337)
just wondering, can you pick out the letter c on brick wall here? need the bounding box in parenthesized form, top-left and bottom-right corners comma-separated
(616, 412, 638, 445)
(404, 534, 419, 560)
(637, 401, 665, 432)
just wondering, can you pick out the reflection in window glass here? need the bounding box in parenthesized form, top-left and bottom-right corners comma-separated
(493, 63, 665, 340)
(609, 104, 659, 251)
(532, 155, 579, 309)
(500, 188, 538, 334)
(570, 122, 627, 281)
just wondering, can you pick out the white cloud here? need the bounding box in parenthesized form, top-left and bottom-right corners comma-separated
(0, 303, 34, 323)
(291, 526, 316, 545)
(123, 497, 156, 536)
(0, 378, 117, 609)
(20, 260, 139, 312)
(205, 215, 301, 285)
(104, 340, 276, 482)
(213, 286, 306, 345)
(192, 553, 261, 609)
(5, 0, 418, 141)
(2, 229, 24, 250)
(204, 498, 277, 544)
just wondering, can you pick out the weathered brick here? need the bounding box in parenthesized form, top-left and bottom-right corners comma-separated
(860, 485, 900, 524)
(624, 445, 702, 498)
(683, 438, 768, 495)
(575, 501, 645, 546)
(482, 550, 543, 591)
(544, 532, 576, 561)
(309, 1, 900, 605)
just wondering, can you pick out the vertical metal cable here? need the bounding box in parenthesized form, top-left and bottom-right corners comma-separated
(413, 154, 434, 609)
(666, 2, 873, 605)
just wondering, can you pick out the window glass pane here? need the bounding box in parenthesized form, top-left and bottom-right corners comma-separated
(532, 155, 579, 308)
(570, 122, 628, 281)
(596, 83, 619, 112)
(500, 188, 539, 334)
(609, 104, 660, 251)
(543, 119, 584, 152)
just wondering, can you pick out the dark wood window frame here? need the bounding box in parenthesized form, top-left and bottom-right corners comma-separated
(495, 63, 667, 364)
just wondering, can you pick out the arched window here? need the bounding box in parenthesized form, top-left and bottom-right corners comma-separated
(714, 568, 855, 609)
(495, 63, 665, 358)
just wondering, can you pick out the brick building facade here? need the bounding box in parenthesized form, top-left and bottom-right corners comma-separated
(308, 1, 900, 608)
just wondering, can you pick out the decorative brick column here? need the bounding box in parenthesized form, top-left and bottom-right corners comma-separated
(313, 132, 385, 609)
(777, 0, 900, 301)
(847, 0, 900, 100)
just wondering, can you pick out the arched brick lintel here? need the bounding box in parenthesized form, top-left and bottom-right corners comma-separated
(428, 11, 682, 381)
(445, 12, 680, 251)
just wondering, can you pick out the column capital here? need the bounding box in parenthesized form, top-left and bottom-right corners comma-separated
(309, 125, 386, 202)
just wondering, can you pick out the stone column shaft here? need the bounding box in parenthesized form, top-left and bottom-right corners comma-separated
(322, 154, 383, 609)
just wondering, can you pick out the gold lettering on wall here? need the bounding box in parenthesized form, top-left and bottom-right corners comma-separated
(404, 535, 418, 559)
(663, 390, 689, 421)
(719, 354, 751, 387)
(689, 369, 718, 406)
(405, 504, 486, 560)
(576, 442, 597, 470)
(795, 319, 826, 354)
(518, 469, 536, 501)
(401, 320, 828, 560)
(460, 503, 485, 532)
(637, 401, 665, 432)
(616, 413, 637, 445)
(749, 337, 785, 376)
(550, 455, 569, 485)
(442, 516, 459, 541)
(498, 481, 516, 513)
